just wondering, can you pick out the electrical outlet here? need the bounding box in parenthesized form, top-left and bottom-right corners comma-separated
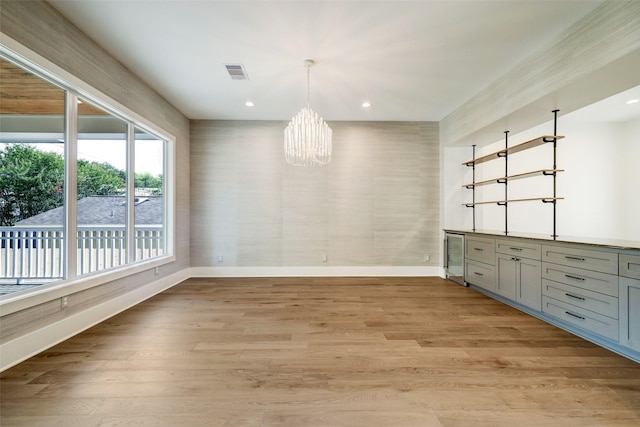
(154, 267, 159, 275)
(424, 254, 430, 262)
(218, 256, 223, 263)
(322, 254, 328, 263)
(61, 296, 68, 309)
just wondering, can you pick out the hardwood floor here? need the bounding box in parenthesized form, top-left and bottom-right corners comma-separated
(1, 277, 639, 426)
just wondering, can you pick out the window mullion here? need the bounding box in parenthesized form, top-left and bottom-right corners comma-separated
(126, 123, 136, 263)
(64, 92, 78, 280)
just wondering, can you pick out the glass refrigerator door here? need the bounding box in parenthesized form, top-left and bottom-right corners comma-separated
(445, 233, 465, 285)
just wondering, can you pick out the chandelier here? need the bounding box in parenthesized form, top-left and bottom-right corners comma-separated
(284, 59, 332, 166)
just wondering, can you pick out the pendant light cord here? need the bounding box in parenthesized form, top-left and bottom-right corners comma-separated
(306, 63, 311, 108)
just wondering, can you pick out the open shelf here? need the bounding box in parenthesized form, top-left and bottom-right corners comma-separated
(463, 169, 564, 188)
(463, 135, 564, 166)
(464, 197, 564, 207)
(462, 109, 563, 237)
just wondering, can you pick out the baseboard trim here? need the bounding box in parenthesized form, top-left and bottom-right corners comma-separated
(190, 266, 441, 277)
(0, 268, 190, 372)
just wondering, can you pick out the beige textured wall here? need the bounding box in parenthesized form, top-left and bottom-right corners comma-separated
(191, 121, 440, 268)
(0, 1, 190, 343)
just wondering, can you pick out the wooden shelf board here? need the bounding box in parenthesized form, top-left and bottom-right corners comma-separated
(462, 169, 565, 188)
(463, 135, 564, 166)
(463, 197, 564, 206)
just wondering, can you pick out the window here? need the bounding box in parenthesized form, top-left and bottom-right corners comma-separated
(0, 51, 172, 299)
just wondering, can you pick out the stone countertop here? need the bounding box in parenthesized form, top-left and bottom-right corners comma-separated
(444, 229, 640, 252)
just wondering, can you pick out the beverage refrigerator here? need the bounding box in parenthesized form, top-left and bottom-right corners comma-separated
(444, 232, 466, 286)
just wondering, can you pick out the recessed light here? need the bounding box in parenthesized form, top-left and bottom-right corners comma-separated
(245, 101, 255, 107)
(362, 102, 372, 108)
(627, 99, 639, 105)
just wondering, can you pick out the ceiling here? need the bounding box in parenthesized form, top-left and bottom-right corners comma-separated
(47, 0, 608, 122)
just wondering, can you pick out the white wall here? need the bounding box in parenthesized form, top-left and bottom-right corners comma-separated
(443, 114, 640, 242)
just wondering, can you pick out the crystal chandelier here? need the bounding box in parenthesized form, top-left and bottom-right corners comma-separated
(284, 59, 332, 166)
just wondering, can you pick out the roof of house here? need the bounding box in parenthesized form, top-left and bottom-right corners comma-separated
(17, 196, 162, 226)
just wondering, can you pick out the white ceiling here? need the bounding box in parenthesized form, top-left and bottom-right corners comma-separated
(48, 0, 607, 122)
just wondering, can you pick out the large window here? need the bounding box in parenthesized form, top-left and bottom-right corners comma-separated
(0, 52, 172, 298)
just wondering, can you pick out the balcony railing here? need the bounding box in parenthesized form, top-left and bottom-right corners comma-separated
(1, 226, 163, 283)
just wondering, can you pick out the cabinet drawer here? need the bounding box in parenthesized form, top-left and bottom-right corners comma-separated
(465, 237, 495, 265)
(542, 279, 618, 319)
(542, 245, 618, 275)
(542, 296, 619, 341)
(620, 254, 640, 280)
(496, 239, 541, 260)
(542, 262, 618, 297)
(465, 259, 495, 291)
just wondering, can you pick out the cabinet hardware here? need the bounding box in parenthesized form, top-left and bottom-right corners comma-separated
(565, 311, 586, 321)
(474, 272, 484, 276)
(509, 247, 523, 251)
(565, 274, 585, 281)
(565, 293, 586, 301)
(565, 256, 585, 262)
(510, 257, 520, 261)
(473, 248, 483, 251)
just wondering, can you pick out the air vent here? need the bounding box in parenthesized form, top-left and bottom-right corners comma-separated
(224, 64, 248, 80)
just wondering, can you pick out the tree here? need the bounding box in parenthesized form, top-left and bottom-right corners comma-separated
(0, 144, 127, 226)
(77, 159, 126, 199)
(0, 144, 64, 226)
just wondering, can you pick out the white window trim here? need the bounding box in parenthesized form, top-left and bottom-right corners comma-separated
(0, 34, 176, 317)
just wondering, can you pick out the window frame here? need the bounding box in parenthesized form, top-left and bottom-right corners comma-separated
(0, 36, 176, 316)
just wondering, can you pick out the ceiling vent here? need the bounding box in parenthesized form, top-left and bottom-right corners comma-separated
(224, 64, 248, 80)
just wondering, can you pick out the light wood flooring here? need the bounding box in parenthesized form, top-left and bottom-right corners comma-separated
(1, 277, 639, 426)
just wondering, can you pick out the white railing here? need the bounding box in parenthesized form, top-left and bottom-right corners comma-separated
(1, 226, 163, 282)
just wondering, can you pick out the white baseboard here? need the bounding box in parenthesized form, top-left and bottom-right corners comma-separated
(190, 266, 441, 277)
(0, 268, 190, 372)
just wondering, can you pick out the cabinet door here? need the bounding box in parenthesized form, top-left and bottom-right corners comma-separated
(620, 277, 640, 352)
(518, 258, 542, 311)
(496, 254, 517, 300)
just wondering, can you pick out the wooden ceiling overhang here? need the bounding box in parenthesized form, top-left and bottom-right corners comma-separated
(0, 58, 106, 115)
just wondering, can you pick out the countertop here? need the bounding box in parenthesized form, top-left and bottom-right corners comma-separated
(444, 229, 640, 252)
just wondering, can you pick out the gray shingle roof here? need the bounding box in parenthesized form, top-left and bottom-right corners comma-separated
(16, 196, 162, 225)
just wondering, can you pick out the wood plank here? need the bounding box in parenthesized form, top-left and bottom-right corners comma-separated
(464, 197, 564, 206)
(1, 277, 638, 426)
(463, 136, 565, 166)
(463, 169, 565, 188)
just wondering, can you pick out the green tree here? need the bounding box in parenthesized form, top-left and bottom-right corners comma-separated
(134, 172, 162, 189)
(77, 159, 126, 199)
(0, 144, 64, 226)
(0, 144, 127, 226)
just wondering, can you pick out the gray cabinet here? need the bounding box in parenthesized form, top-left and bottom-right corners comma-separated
(465, 236, 495, 291)
(446, 230, 640, 363)
(496, 239, 542, 310)
(541, 245, 619, 341)
(619, 253, 640, 352)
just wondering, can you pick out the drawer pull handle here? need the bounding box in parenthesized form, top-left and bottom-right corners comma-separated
(510, 247, 523, 251)
(565, 256, 585, 262)
(565, 274, 585, 281)
(565, 293, 585, 301)
(474, 272, 484, 276)
(511, 257, 520, 262)
(474, 248, 484, 252)
(565, 311, 585, 321)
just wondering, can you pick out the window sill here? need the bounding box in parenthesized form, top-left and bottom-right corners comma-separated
(0, 255, 175, 317)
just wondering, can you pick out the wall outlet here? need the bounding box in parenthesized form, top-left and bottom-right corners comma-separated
(322, 254, 328, 263)
(61, 296, 68, 309)
(154, 267, 159, 275)
(424, 254, 430, 262)
(217, 256, 223, 263)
